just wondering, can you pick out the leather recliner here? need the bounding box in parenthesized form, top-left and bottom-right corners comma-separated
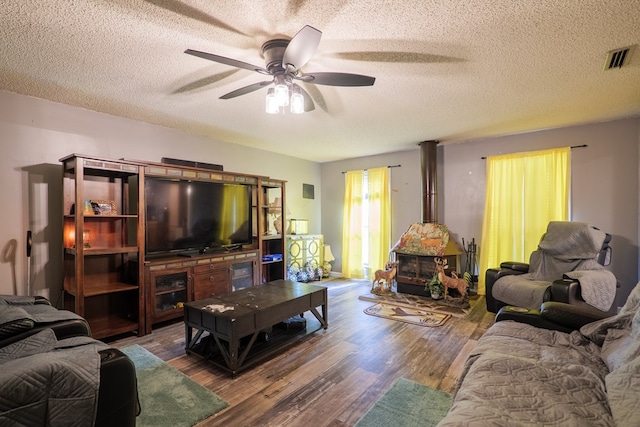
(485, 221, 614, 314)
(0, 295, 139, 426)
(494, 300, 612, 333)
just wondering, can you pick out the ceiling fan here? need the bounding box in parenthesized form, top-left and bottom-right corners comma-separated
(185, 25, 376, 113)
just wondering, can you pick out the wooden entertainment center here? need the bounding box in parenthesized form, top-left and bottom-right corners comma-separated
(61, 154, 286, 339)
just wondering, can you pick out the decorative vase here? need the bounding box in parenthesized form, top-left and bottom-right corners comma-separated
(273, 215, 282, 234)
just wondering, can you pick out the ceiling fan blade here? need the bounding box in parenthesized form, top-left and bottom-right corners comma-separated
(144, 0, 248, 36)
(329, 51, 464, 64)
(294, 84, 315, 112)
(282, 25, 322, 70)
(220, 81, 273, 99)
(298, 72, 375, 87)
(185, 49, 269, 74)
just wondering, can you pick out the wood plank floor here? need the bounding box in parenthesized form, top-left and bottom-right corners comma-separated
(109, 278, 495, 426)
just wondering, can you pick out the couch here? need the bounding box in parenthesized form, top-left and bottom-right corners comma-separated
(0, 295, 139, 426)
(437, 283, 640, 426)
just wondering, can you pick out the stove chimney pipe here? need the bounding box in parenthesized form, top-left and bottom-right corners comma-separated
(419, 140, 438, 223)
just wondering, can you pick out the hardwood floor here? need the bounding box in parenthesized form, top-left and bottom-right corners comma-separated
(110, 278, 495, 426)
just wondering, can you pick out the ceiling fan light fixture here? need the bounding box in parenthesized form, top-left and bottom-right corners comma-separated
(265, 88, 279, 114)
(186, 25, 375, 115)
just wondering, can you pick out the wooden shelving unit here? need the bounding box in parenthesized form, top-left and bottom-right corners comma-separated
(61, 154, 287, 336)
(60, 154, 145, 339)
(259, 178, 286, 282)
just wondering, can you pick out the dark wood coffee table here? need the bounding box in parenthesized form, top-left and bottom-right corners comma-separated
(184, 279, 328, 376)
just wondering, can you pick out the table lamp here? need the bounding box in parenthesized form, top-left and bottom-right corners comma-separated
(323, 244, 335, 276)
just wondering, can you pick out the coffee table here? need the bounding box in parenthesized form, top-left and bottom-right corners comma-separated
(184, 279, 328, 376)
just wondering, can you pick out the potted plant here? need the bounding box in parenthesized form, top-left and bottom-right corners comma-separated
(427, 275, 444, 300)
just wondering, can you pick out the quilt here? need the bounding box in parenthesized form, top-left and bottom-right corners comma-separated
(0, 329, 107, 426)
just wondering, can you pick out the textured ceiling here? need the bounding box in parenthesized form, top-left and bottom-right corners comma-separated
(1, 0, 640, 162)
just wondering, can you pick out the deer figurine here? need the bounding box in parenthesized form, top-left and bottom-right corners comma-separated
(434, 258, 469, 299)
(372, 262, 398, 292)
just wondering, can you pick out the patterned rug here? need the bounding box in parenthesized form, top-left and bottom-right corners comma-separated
(358, 291, 470, 318)
(363, 302, 451, 327)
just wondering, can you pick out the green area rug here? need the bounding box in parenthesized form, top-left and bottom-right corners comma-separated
(121, 344, 228, 427)
(355, 378, 452, 427)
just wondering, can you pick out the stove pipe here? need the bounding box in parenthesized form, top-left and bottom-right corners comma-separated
(419, 140, 438, 223)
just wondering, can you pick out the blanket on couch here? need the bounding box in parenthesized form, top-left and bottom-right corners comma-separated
(438, 321, 612, 426)
(0, 295, 87, 340)
(564, 269, 617, 311)
(0, 329, 107, 426)
(438, 282, 640, 426)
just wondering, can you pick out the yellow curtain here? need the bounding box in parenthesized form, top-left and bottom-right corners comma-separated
(342, 170, 364, 278)
(219, 184, 249, 244)
(478, 147, 570, 295)
(367, 167, 391, 273)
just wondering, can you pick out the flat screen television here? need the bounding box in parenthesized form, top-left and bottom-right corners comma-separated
(145, 177, 252, 256)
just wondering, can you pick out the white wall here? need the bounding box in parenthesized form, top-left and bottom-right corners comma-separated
(0, 90, 321, 303)
(321, 117, 640, 308)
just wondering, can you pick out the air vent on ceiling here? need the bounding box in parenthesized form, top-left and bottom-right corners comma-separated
(603, 45, 636, 70)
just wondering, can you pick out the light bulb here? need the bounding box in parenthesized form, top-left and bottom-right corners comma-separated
(274, 83, 289, 107)
(265, 88, 279, 114)
(290, 91, 304, 114)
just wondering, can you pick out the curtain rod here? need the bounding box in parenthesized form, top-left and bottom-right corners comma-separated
(341, 164, 401, 174)
(480, 144, 587, 160)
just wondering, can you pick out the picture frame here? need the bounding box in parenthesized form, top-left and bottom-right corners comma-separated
(91, 199, 118, 215)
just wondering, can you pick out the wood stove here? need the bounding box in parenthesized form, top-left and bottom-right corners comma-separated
(393, 141, 463, 297)
(394, 228, 462, 297)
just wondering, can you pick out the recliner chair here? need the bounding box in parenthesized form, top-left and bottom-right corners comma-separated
(485, 221, 615, 315)
(0, 294, 139, 426)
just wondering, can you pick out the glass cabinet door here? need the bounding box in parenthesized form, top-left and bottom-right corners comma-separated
(153, 271, 188, 314)
(231, 260, 254, 291)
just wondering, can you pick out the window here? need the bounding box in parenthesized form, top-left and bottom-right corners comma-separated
(342, 167, 391, 279)
(478, 147, 570, 295)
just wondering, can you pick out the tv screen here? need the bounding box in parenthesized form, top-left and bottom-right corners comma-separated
(145, 177, 252, 255)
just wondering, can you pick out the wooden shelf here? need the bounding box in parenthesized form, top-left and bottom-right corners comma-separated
(155, 287, 187, 296)
(66, 281, 139, 297)
(86, 246, 139, 255)
(262, 234, 283, 240)
(65, 246, 139, 256)
(86, 315, 140, 340)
